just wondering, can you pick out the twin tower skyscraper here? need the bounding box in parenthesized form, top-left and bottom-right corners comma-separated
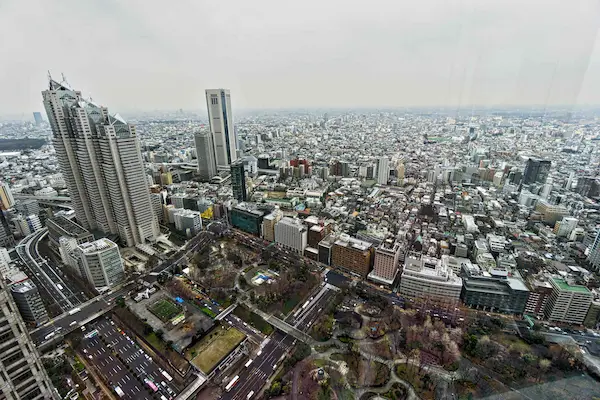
(43, 78, 236, 247)
(43, 78, 160, 247)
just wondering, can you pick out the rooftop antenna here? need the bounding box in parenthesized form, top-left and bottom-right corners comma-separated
(60, 72, 71, 89)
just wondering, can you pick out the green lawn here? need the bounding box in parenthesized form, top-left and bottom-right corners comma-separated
(187, 326, 245, 373)
(145, 332, 166, 352)
(200, 306, 216, 318)
(149, 298, 182, 322)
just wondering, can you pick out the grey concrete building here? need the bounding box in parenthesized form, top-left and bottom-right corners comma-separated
(10, 280, 48, 326)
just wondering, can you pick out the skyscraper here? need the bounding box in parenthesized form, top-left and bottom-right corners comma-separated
(0, 183, 15, 210)
(42, 78, 159, 247)
(231, 160, 247, 202)
(0, 278, 57, 398)
(377, 156, 390, 185)
(522, 158, 551, 185)
(205, 89, 237, 167)
(194, 129, 217, 181)
(32, 112, 43, 125)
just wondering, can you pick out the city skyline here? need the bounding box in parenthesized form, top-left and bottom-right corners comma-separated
(1, 0, 600, 117)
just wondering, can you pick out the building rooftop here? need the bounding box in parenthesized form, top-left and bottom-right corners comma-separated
(552, 277, 591, 293)
(78, 238, 117, 254)
(11, 279, 36, 293)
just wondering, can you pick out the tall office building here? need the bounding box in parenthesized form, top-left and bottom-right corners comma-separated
(0, 278, 57, 398)
(32, 112, 43, 125)
(10, 280, 48, 326)
(74, 238, 125, 290)
(231, 160, 247, 202)
(42, 78, 159, 247)
(377, 156, 390, 185)
(205, 89, 237, 167)
(522, 158, 551, 185)
(0, 213, 14, 248)
(195, 129, 218, 181)
(0, 184, 15, 211)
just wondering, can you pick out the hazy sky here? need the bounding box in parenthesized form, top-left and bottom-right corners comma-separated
(1, 0, 600, 116)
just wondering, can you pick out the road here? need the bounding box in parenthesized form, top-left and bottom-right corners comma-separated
(30, 285, 132, 346)
(81, 316, 180, 400)
(221, 284, 339, 400)
(16, 229, 86, 313)
(220, 331, 294, 400)
(31, 229, 216, 347)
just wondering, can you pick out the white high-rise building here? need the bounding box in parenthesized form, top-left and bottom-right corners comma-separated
(42, 78, 159, 247)
(74, 238, 125, 290)
(377, 156, 389, 185)
(205, 89, 237, 167)
(274, 217, 307, 254)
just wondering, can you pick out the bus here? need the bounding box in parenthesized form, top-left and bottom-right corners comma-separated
(57, 284, 63, 290)
(144, 379, 158, 392)
(225, 375, 239, 392)
(114, 386, 125, 398)
(84, 330, 99, 339)
(161, 370, 173, 382)
(247, 390, 255, 399)
(68, 307, 81, 315)
(244, 359, 253, 368)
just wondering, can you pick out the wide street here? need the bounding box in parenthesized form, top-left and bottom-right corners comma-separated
(31, 229, 216, 347)
(220, 331, 294, 400)
(30, 284, 132, 345)
(17, 229, 86, 314)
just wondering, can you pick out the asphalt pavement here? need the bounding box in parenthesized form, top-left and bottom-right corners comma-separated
(220, 331, 294, 400)
(31, 284, 132, 345)
(94, 317, 179, 399)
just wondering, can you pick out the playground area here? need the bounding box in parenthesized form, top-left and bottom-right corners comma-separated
(149, 298, 184, 323)
(250, 268, 280, 286)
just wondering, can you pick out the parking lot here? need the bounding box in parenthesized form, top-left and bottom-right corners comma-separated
(80, 316, 179, 399)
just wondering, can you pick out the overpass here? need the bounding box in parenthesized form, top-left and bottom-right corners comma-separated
(14, 194, 71, 202)
(246, 304, 316, 345)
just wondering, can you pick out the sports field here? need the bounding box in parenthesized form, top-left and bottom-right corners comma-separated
(149, 298, 183, 322)
(188, 326, 245, 373)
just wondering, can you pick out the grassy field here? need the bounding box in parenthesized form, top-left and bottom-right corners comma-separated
(200, 306, 216, 318)
(149, 298, 182, 322)
(187, 326, 245, 373)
